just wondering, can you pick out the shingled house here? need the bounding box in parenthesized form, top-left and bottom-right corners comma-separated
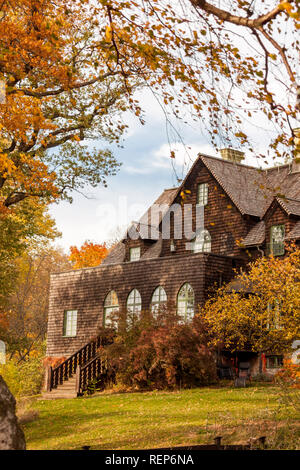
(44, 148, 300, 397)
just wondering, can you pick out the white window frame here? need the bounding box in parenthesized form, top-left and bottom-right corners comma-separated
(270, 225, 285, 256)
(127, 289, 142, 317)
(103, 290, 119, 328)
(151, 286, 167, 315)
(197, 183, 208, 206)
(177, 283, 195, 322)
(129, 247, 141, 262)
(193, 229, 211, 253)
(63, 310, 77, 337)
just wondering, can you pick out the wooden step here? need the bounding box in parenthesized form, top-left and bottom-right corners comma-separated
(41, 376, 78, 400)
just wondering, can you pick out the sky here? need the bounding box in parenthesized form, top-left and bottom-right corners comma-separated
(49, 89, 284, 252)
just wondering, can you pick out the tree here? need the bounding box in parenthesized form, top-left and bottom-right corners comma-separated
(202, 246, 300, 354)
(1, 0, 298, 211)
(0, 0, 131, 210)
(1, 246, 71, 360)
(0, 198, 59, 306)
(69, 240, 108, 269)
(83, 0, 298, 160)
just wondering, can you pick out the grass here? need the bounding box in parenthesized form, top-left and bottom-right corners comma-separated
(22, 384, 300, 450)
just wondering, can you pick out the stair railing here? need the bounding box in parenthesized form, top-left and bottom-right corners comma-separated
(76, 354, 109, 395)
(47, 335, 106, 391)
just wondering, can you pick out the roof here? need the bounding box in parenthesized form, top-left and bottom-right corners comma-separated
(127, 222, 160, 241)
(138, 187, 178, 227)
(123, 187, 178, 242)
(285, 221, 300, 240)
(102, 242, 125, 265)
(103, 153, 300, 266)
(242, 221, 265, 247)
(201, 155, 300, 217)
(276, 197, 300, 216)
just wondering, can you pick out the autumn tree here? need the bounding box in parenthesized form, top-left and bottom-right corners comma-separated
(0, 0, 132, 211)
(69, 240, 108, 269)
(1, 246, 71, 360)
(1, 0, 299, 213)
(87, 0, 299, 161)
(202, 246, 300, 354)
(0, 198, 59, 306)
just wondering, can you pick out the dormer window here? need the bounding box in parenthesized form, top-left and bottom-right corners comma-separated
(129, 247, 141, 261)
(197, 183, 208, 206)
(270, 225, 285, 256)
(193, 229, 211, 253)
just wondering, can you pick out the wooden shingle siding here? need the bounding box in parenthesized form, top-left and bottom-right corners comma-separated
(46, 252, 238, 357)
(160, 161, 252, 258)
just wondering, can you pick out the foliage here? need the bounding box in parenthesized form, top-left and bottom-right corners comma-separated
(102, 310, 217, 390)
(0, 341, 45, 397)
(0, 0, 299, 212)
(0, 245, 71, 360)
(275, 359, 300, 390)
(202, 246, 300, 354)
(0, 0, 126, 210)
(0, 198, 60, 306)
(69, 240, 108, 269)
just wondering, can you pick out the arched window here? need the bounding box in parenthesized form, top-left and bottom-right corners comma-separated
(151, 286, 167, 315)
(103, 290, 119, 327)
(193, 229, 211, 253)
(127, 289, 142, 319)
(177, 283, 195, 322)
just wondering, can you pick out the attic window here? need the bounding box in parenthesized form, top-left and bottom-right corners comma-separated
(270, 225, 285, 256)
(129, 247, 141, 261)
(197, 183, 208, 206)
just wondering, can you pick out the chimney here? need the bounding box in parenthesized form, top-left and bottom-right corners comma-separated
(220, 148, 245, 164)
(292, 127, 300, 174)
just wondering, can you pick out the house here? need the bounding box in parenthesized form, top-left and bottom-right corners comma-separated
(44, 147, 300, 397)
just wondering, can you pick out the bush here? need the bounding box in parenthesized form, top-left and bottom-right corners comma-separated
(101, 310, 217, 390)
(0, 345, 45, 397)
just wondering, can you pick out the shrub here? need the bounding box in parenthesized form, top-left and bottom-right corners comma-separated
(102, 310, 217, 390)
(0, 344, 45, 397)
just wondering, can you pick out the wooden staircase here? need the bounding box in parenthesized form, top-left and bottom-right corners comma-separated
(42, 335, 110, 400)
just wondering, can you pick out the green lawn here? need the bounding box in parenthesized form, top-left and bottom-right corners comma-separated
(22, 384, 300, 450)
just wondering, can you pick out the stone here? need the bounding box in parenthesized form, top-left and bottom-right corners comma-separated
(0, 375, 26, 450)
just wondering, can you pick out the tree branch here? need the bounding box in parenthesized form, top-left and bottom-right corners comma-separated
(190, 0, 283, 28)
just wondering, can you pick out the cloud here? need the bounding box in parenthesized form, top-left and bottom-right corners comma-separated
(152, 142, 217, 170)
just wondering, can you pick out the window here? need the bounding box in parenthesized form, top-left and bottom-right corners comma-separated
(151, 286, 167, 315)
(193, 229, 211, 253)
(270, 225, 285, 256)
(103, 290, 119, 328)
(177, 283, 195, 322)
(197, 183, 208, 206)
(127, 289, 142, 318)
(63, 310, 77, 337)
(266, 355, 283, 369)
(129, 247, 141, 261)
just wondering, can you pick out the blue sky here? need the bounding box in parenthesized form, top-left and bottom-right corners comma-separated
(49, 90, 279, 252)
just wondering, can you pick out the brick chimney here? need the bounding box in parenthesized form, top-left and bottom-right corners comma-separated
(220, 148, 245, 164)
(292, 127, 300, 174)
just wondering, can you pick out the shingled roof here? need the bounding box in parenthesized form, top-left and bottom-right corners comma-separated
(102, 242, 125, 265)
(242, 221, 265, 247)
(200, 155, 300, 218)
(123, 187, 178, 241)
(285, 221, 300, 240)
(276, 197, 300, 216)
